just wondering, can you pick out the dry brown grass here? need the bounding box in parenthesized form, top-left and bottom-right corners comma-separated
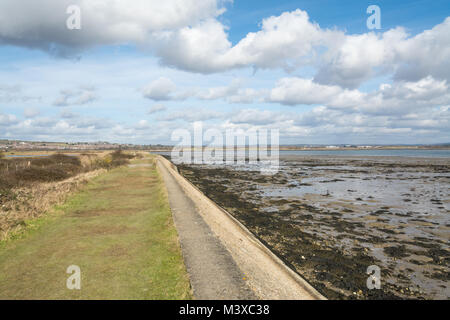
(0, 151, 145, 241)
(0, 169, 105, 241)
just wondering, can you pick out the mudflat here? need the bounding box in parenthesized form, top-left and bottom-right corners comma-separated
(177, 155, 450, 300)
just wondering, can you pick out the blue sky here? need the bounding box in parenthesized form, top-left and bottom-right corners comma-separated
(0, 0, 449, 144)
(223, 0, 450, 39)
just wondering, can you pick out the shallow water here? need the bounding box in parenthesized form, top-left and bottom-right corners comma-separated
(5, 154, 51, 158)
(280, 149, 450, 158)
(177, 155, 450, 299)
(154, 148, 450, 158)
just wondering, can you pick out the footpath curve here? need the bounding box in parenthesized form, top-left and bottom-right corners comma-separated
(156, 156, 326, 300)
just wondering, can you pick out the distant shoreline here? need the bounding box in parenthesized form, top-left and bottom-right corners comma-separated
(279, 146, 450, 151)
(3, 146, 450, 159)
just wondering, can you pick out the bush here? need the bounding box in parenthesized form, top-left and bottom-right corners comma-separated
(88, 151, 137, 170)
(0, 151, 134, 193)
(0, 175, 15, 191)
(13, 165, 69, 182)
(31, 154, 81, 167)
(0, 153, 86, 191)
(111, 150, 134, 161)
(50, 153, 82, 166)
(92, 157, 113, 170)
(111, 159, 129, 167)
(30, 157, 54, 166)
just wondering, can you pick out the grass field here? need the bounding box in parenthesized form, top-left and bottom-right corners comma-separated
(0, 157, 192, 299)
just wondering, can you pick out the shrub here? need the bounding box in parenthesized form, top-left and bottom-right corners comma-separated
(92, 156, 113, 170)
(0, 151, 134, 193)
(111, 159, 129, 167)
(111, 150, 134, 161)
(50, 153, 82, 166)
(31, 154, 81, 167)
(0, 175, 16, 192)
(30, 157, 55, 167)
(13, 165, 69, 182)
(0, 153, 86, 190)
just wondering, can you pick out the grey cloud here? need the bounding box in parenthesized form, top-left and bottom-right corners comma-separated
(230, 109, 289, 125)
(143, 77, 177, 101)
(60, 109, 79, 119)
(0, 85, 41, 103)
(23, 107, 40, 118)
(142, 78, 262, 104)
(268, 76, 450, 117)
(0, 0, 222, 57)
(148, 104, 167, 114)
(0, 113, 18, 125)
(159, 107, 224, 122)
(53, 87, 97, 106)
(222, 105, 450, 144)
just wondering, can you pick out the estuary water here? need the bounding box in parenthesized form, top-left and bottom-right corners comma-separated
(176, 155, 450, 299)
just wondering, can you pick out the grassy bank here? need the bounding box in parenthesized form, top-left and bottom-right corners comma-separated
(0, 151, 139, 240)
(0, 157, 192, 299)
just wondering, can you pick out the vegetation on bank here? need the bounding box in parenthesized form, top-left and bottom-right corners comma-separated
(0, 151, 136, 200)
(0, 157, 192, 299)
(0, 150, 140, 241)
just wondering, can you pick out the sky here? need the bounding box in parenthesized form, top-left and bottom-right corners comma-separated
(0, 0, 449, 145)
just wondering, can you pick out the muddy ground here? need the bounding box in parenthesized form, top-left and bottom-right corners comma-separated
(176, 155, 449, 300)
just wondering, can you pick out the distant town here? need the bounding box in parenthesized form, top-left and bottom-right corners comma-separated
(0, 139, 171, 152)
(0, 139, 449, 153)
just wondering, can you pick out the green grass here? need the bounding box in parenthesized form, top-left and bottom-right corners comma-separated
(0, 157, 192, 299)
